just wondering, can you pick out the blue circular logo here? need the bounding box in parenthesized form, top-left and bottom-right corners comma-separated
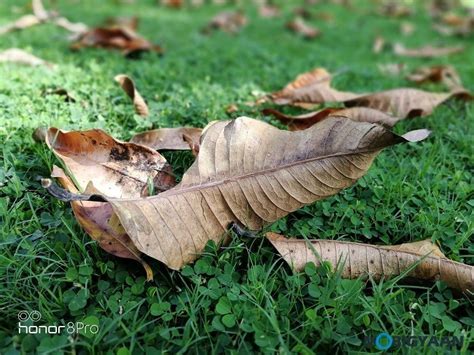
(375, 332, 393, 350)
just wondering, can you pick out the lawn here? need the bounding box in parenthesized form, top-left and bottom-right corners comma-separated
(0, 0, 473, 353)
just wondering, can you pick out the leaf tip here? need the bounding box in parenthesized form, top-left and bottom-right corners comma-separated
(402, 129, 431, 142)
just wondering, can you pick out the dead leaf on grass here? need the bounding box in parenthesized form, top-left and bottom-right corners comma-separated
(50, 117, 429, 270)
(263, 107, 400, 130)
(393, 42, 464, 58)
(203, 11, 247, 34)
(266, 233, 474, 293)
(130, 127, 202, 153)
(286, 17, 320, 39)
(114, 74, 149, 117)
(0, 48, 53, 67)
(71, 26, 163, 57)
(0, 14, 41, 35)
(45, 128, 175, 197)
(406, 65, 462, 90)
(50, 166, 154, 280)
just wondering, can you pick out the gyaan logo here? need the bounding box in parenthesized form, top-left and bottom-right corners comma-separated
(364, 332, 464, 350)
(18, 311, 99, 335)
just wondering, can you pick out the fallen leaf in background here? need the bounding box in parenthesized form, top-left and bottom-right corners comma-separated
(393, 42, 464, 58)
(226, 104, 238, 113)
(160, 0, 183, 8)
(378, 1, 412, 17)
(344, 88, 472, 118)
(51, 166, 153, 280)
(65, 116, 429, 270)
(378, 63, 405, 76)
(286, 17, 320, 39)
(0, 14, 40, 35)
(105, 16, 139, 30)
(114, 74, 149, 117)
(45, 128, 175, 197)
(271, 67, 360, 107)
(406, 65, 462, 90)
(0, 48, 53, 67)
(71, 26, 163, 57)
(32, 0, 51, 21)
(43, 88, 77, 102)
(293, 6, 312, 19)
(372, 36, 385, 53)
(259, 4, 280, 18)
(131, 127, 202, 153)
(263, 107, 400, 130)
(266, 233, 474, 293)
(400, 22, 415, 35)
(204, 11, 247, 34)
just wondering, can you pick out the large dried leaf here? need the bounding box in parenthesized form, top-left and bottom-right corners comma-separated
(114, 74, 149, 117)
(393, 42, 464, 58)
(0, 48, 53, 67)
(100, 117, 428, 270)
(406, 65, 462, 90)
(266, 233, 474, 293)
(71, 27, 163, 57)
(263, 107, 400, 130)
(271, 67, 360, 107)
(131, 127, 202, 152)
(45, 128, 175, 198)
(286, 17, 320, 39)
(344, 88, 472, 118)
(51, 166, 153, 280)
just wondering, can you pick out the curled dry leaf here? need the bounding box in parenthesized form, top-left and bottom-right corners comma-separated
(271, 67, 360, 107)
(344, 88, 472, 118)
(54, 17, 88, 36)
(204, 11, 247, 34)
(71, 26, 163, 57)
(286, 17, 320, 39)
(378, 1, 412, 17)
(66, 116, 429, 270)
(114, 74, 149, 117)
(51, 166, 153, 280)
(266, 233, 474, 293)
(43, 88, 76, 102)
(0, 48, 53, 67)
(434, 13, 474, 37)
(263, 107, 400, 130)
(393, 42, 464, 58)
(45, 128, 175, 197)
(406, 65, 462, 91)
(130, 127, 202, 154)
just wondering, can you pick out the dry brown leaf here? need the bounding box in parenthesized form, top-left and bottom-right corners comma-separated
(32, 0, 50, 21)
(263, 107, 400, 130)
(43, 88, 76, 102)
(259, 4, 280, 18)
(204, 11, 247, 34)
(344, 88, 472, 118)
(226, 104, 238, 114)
(378, 1, 412, 17)
(393, 42, 464, 58)
(271, 67, 360, 107)
(0, 48, 53, 67)
(86, 117, 429, 270)
(130, 127, 202, 154)
(114, 74, 149, 117)
(286, 17, 320, 39)
(105, 16, 139, 31)
(160, 0, 183, 8)
(406, 65, 462, 90)
(45, 128, 175, 197)
(71, 26, 163, 57)
(51, 166, 153, 280)
(0, 14, 41, 35)
(372, 36, 385, 54)
(266, 233, 474, 293)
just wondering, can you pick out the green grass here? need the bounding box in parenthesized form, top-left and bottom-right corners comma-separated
(1, 0, 473, 353)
